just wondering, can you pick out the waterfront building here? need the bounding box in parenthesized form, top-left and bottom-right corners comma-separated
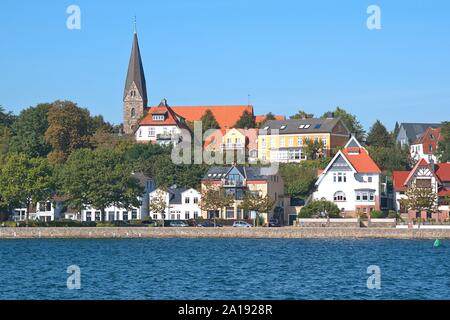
(409, 127, 443, 163)
(396, 122, 441, 147)
(149, 187, 201, 221)
(257, 117, 350, 163)
(393, 158, 450, 221)
(312, 136, 382, 217)
(13, 196, 68, 222)
(78, 172, 155, 222)
(201, 164, 287, 224)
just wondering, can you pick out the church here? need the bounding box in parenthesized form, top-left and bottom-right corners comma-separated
(122, 29, 257, 143)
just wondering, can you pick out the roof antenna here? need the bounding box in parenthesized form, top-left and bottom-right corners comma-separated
(133, 16, 137, 34)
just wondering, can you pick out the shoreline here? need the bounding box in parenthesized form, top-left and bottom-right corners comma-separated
(1, 227, 450, 239)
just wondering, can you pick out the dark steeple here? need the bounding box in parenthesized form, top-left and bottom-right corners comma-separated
(124, 32, 148, 106)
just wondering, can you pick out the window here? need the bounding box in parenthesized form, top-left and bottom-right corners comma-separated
(280, 125, 286, 130)
(185, 197, 190, 204)
(368, 176, 373, 183)
(429, 144, 433, 152)
(314, 124, 322, 129)
(132, 209, 138, 220)
(322, 138, 327, 146)
(171, 214, 175, 220)
(193, 197, 199, 204)
(297, 137, 303, 145)
(138, 129, 142, 137)
(334, 191, 346, 201)
(152, 114, 165, 121)
(280, 138, 285, 147)
(176, 214, 181, 220)
(95, 211, 101, 221)
(131, 108, 136, 118)
(86, 212, 91, 222)
(261, 138, 266, 147)
(356, 191, 375, 202)
(185, 212, 190, 220)
(123, 212, 128, 221)
(416, 179, 432, 188)
(271, 137, 276, 146)
(333, 172, 347, 183)
(194, 212, 199, 219)
(226, 207, 234, 219)
(288, 137, 294, 147)
(304, 124, 310, 129)
(149, 127, 155, 137)
(153, 214, 158, 220)
(108, 211, 115, 221)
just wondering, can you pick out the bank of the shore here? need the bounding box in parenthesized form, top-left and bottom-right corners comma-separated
(1, 227, 450, 239)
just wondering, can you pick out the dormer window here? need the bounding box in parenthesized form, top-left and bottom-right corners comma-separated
(152, 114, 165, 121)
(304, 124, 311, 129)
(280, 125, 286, 130)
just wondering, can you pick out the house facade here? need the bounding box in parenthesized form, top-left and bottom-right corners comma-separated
(312, 137, 382, 217)
(201, 165, 285, 224)
(393, 159, 450, 221)
(13, 198, 66, 222)
(396, 123, 441, 147)
(257, 117, 350, 163)
(410, 127, 442, 163)
(149, 187, 202, 221)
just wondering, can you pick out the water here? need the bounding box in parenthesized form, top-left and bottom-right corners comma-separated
(0, 238, 449, 300)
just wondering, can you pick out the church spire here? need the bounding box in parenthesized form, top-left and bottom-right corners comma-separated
(123, 28, 147, 107)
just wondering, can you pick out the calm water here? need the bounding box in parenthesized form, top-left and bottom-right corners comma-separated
(0, 238, 449, 300)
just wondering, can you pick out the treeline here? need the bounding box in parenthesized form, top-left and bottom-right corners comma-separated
(0, 101, 209, 216)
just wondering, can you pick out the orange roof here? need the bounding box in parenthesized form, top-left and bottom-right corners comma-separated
(255, 115, 286, 124)
(341, 148, 381, 173)
(168, 105, 253, 129)
(392, 171, 410, 191)
(139, 100, 187, 127)
(436, 163, 450, 182)
(412, 127, 442, 155)
(438, 189, 450, 197)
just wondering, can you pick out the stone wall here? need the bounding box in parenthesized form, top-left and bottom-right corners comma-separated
(1, 227, 450, 239)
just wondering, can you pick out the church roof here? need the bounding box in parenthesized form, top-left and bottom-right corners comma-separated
(124, 32, 147, 106)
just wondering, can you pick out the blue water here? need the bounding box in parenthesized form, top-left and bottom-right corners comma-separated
(0, 238, 449, 300)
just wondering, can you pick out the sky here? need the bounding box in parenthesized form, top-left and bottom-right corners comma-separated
(1, 0, 449, 131)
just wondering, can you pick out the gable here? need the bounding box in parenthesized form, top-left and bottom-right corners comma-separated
(328, 154, 353, 171)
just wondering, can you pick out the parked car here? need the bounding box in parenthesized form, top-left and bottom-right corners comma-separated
(198, 221, 223, 227)
(169, 221, 189, 227)
(232, 221, 253, 228)
(268, 218, 281, 227)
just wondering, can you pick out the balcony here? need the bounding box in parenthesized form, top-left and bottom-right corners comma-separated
(221, 179, 246, 187)
(221, 143, 245, 150)
(156, 133, 174, 141)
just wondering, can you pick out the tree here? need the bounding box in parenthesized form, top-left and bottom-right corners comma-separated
(60, 148, 142, 216)
(392, 121, 400, 140)
(238, 193, 274, 226)
(0, 154, 54, 223)
(368, 144, 412, 174)
(200, 184, 233, 223)
(149, 189, 168, 226)
(400, 186, 437, 216)
(279, 163, 317, 198)
(322, 107, 365, 141)
(302, 138, 325, 160)
(0, 127, 10, 156)
(8, 103, 52, 157)
(298, 200, 340, 218)
(234, 110, 255, 128)
(290, 110, 314, 119)
(366, 120, 393, 148)
(437, 121, 450, 163)
(264, 112, 276, 121)
(200, 109, 220, 133)
(0, 106, 16, 128)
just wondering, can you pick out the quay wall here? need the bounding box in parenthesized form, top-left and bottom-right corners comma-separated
(1, 227, 450, 239)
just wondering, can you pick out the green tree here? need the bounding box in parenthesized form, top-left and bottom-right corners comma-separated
(279, 163, 317, 198)
(290, 110, 314, 119)
(234, 110, 256, 128)
(392, 121, 400, 140)
(201, 109, 220, 133)
(149, 189, 168, 226)
(400, 185, 437, 216)
(200, 184, 234, 221)
(368, 144, 412, 174)
(45, 100, 92, 164)
(322, 107, 365, 141)
(0, 127, 10, 156)
(60, 148, 142, 215)
(302, 138, 325, 160)
(366, 120, 393, 148)
(8, 103, 52, 157)
(0, 106, 16, 128)
(437, 121, 450, 162)
(0, 154, 54, 222)
(264, 112, 276, 121)
(298, 200, 340, 218)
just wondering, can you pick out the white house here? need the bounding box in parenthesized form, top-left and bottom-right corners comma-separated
(149, 187, 201, 220)
(312, 137, 382, 217)
(78, 172, 155, 222)
(13, 197, 67, 222)
(135, 99, 189, 145)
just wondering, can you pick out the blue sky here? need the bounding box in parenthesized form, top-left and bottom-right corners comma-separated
(1, 0, 449, 130)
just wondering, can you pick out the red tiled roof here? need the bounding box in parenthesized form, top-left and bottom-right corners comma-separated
(436, 163, 450, 182)
(393, 171, 410, 191)
(341, 148, 381, 173)
(438, 189, 450, 197)
(168, 105, 254, 129)
(412, 127, 442, 155)
(139, 100, 187, 127)
(255, 115, 286, 124)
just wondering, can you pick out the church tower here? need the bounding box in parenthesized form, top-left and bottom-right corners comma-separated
(123, 29, 148, 135)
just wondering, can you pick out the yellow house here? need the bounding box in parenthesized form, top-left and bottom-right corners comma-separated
(205, 128, 259, 161)
(258, 117, 350, 162)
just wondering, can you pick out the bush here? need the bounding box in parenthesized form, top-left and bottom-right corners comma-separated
(1, 221, 19, 227)
(298, 200, 340, 218)
(388, 210, 399, 219)
(369, 210, 385, 219)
